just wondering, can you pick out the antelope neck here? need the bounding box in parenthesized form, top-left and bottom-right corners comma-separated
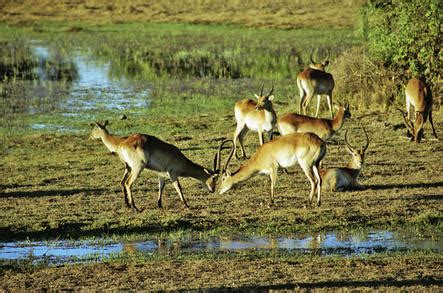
(264, 107, 277, 124)
(231, 162, 258, 184)
(100, 131, 123, 153)
(183, 160, 212, 181)
(331, 108, 345, 131)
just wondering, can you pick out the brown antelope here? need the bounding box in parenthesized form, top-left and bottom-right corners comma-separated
(219, 132, 327, 207)
(320, 127, 369, 191)
(233, 84, 277, 159)
(277, 103, 351, 140)
(297, 49, 335, 119)
(398, 78, 437, 143)
(90, 121, 227, 210)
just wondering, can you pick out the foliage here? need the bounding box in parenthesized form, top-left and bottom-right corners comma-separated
(360, 0, 442, 85)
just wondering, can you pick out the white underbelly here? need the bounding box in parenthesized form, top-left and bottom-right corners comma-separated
(245, 119, 272, 132)
(277, 154, 298, 168)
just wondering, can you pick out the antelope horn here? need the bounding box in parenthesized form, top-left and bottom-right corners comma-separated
(324, 48, 330, 63)
(268, 82, 274, 97)
(397, 108, 414, 132)
(260, 83, 264, 96)
(362, 126, 370, 152)
(344, 129, 355, 151)
(213, 139, 235, 175)
(223, 140, 235, 173)
(309, 48, 316, 64)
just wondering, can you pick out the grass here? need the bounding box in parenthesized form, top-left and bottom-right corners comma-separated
(2, 107, 442, 241)
(1, 250, 442, 290)
(0, 0, 366, 29)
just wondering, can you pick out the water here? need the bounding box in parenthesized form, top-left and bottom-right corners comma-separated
(61, 50, 150, 113)
(1, 230, 440, 264)
(4, 44, 151, 131)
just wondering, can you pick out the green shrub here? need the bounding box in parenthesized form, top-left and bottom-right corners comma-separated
(360, 0, 442, 86)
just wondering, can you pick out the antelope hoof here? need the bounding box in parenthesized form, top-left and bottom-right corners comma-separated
(157, 202, 163, 209)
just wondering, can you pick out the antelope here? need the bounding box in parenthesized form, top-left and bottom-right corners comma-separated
(219, 132, 327, 207)
(277, 103, 351, 141)
(297, 49, 335, 119)
(233, 83, 277, 159)
(320, 127, 369, 191)
(398, 78, 437, 143)
(90, 121, 228, 211)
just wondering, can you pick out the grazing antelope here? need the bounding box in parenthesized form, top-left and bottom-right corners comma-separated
(219, 132, 327, 207)
(398, 78, 437, 143)
(297, 49, 335, 119)
(233, 83, 277, 159)
(320, 127, 369, 191)
(277, 103, 351, 140)
(90, 121, 226, 210)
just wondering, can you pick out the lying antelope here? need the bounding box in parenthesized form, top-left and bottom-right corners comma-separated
(219, 132, 327, 207)
(398, 78, 437, 143)
(233, 83, 277, 159)
(297, 49, 335, 119)
(320, 127, 369, 191)
(90, 121, 225, 210)
(277, 103, 351, 140)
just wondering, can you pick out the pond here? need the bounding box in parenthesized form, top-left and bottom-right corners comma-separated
(36, 44, 150, 117)
(1, 230, 441, 264)
(1, 43, 151, 133)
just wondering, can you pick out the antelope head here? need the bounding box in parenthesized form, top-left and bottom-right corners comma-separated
(89, 120, 109, 140)
(308, 48, 330, 72)
(398, 108, 424, 143)
(254, 83, 275, 111)
(344, 127, 369, 170)
(219, 170, 234, 195)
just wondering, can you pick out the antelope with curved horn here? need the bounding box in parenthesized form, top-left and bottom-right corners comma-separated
(398, 78, 437, 143)
(233, 83, 277, 159)
(320, 127, 369, 191)
(297, 49, 335, 119)
(219, 132, 327, 207)
(277, 102, 351, 140)
(90, 121, 227, 210)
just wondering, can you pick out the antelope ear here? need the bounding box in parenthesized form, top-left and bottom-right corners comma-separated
(324, 60, 330, 66)
(254, 94, 260, 99)
(268, 95, 274, 101)
(90, 122, 95, 127)
(104, 120, 109, 126)
(334, 105, 339, 110)
(226, 170, 232, 176)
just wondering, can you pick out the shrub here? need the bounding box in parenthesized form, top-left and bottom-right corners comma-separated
(360, 0, 442, 86)
(331, 46, 403, 112)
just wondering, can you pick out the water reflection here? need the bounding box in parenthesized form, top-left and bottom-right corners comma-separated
(62, 51, 150, 114)
(0, 230, 441, 264)
(1, 43, 150, 123)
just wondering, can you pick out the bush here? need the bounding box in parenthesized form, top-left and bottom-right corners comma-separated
(331, 46, 403, 112)
(360, 0, 441, 86)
